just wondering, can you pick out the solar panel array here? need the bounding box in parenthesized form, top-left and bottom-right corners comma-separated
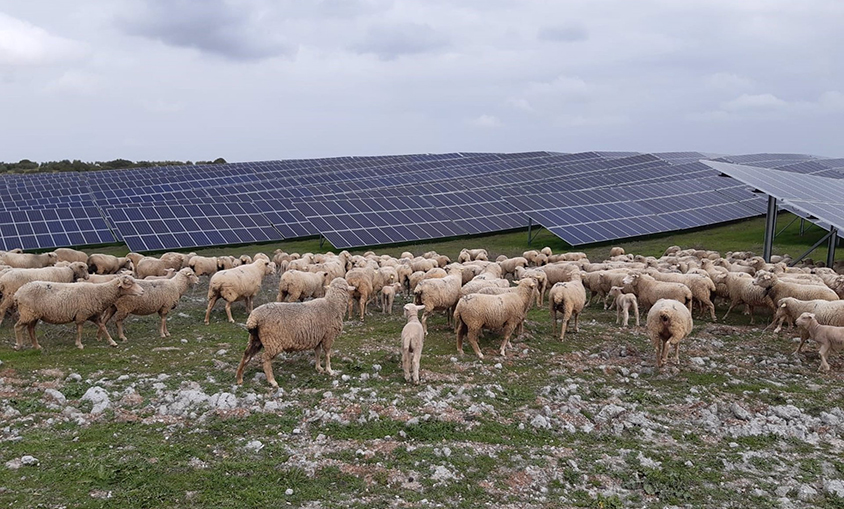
(0, 151, 839, 252)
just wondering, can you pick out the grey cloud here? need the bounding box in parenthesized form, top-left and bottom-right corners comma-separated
(538, 24, 588, 43)
(351, 23, 450, 60)
(119, 0, 294, 61)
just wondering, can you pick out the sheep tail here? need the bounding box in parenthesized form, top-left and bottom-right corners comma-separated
(413, 286, 422, 305)
(245, 326, 264, 354)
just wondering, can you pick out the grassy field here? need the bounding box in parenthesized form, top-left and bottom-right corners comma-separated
(1, 214, 844, 508)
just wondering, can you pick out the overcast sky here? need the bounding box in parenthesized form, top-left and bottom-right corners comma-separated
(1, 0, 842, 163)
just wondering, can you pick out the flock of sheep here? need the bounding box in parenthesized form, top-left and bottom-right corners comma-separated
(2, 243, 844, 389)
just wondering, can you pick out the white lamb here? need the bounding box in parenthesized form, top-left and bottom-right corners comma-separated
(401, 304, 426, 384)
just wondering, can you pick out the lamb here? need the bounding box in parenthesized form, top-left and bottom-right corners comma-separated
(795, 312, 844, 372)
(188, 255, 219, 276)
(53, 248, 88, 264)
(13, 275, 144, 350)
(768, 297, 844, 354)
(608, 286, 639, 328)
(718, 272, 775, 324)
(87, 254, 133, 275)
(646, 298, 694, 368)
(204, 259, 276, 324)
(235, 278, 356, 389)
(401, 304, 427, 385)
(457, 248, 489, 263)
(101, 268, 199, 341)
(452, 278, 536, 359)
(621, 272, 692, 313)
(752, 271, 839, 305)
(277, 270, 328, 302)
(344, 267, 383, 321)
(413, 268, 464, 332)
(380, 282, 403, 314)
(540, 246, 552, 257)
(0, 262, 90, 325)
(1, 251, 58, 269)
(548, 268, 587, 341)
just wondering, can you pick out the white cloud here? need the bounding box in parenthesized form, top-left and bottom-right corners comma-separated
(0, 12, 87, 66)
(143, 99, 185, 114)
(721, 93, 788, 111)
(819, 90, 844, 110)
(507, 97, 533, 112)
(525, 76, 590, 99)
(43, 70, 102, 95)
(706, 72, 754, 92)
(470, 114, 502, 128)
(537, 24, 588, 43)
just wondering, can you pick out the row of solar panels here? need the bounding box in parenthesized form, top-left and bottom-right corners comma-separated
(1, 151, 843, 252)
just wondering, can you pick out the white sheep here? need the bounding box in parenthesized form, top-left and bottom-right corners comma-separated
(0, 251, 58, 269)
(608, 286, 639, 327)
(717, 272, 774, 324)
(101, 268, 199, 341)
(769, 297, 844, 354)
(647, 298, 693, 368)
(235, 278, 356, 388)
(0, 262, 90, 325)
(452, 278, 536, 358)
(498, 257, 529, 279)
(87, 254, 133, 275)
(795, 312, 844, 372)
(136, 257, 171, 279)
(752, 271, 839, 305)
(13, 275, 144, 350)
(622, 272, 692, 313)
(413, 268, 463, 333)
(401, 303, 426, 385)
(188, 255, 219, 276)
(53, 248, 88, 264)
(548, 268, 587, 341)
(204, 259, 276, 324)
(380, 282, 403, 314)
(644, 269, 717, 321)
(277, 270, 328, 302)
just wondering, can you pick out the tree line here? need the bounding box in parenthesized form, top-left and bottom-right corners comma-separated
(0, 158, 228, 174)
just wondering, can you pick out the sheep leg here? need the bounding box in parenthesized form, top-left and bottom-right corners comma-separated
(633, 302, 640, 327)
(499, 322, 517, 356)
(90, 317, 117, 347)
(558, 311, 570, 341)
(456, 323, 466, 356)
(323, 344, 334, 375)
(75, 323, 85, 349)
(246, 296, 254, 315)
(261, 352, 279, 389)
(616, 304, 622, 326)
(204, 296, 219, 324)
(818, 343, 831, 372)
(358, 296, 366, 321)
(27, 323, 41, 350)
(235, 337, 263, 385)
(347, 297, 354, 320)
(224, 301, 235, 323)
(402, 346, 411, 382)
(722, 300, 738, 321)
(572, 311, 579, 333)
(671, 339, 681, 364)
(794, 330, 810, 354)
(314, 346, 324, 373)
(467, 328, 484, 360)
(412, 348, 421, 385)
(159, 315, 168, 338)
(420, 311, 430, 336)
(13, 320, 27, 350)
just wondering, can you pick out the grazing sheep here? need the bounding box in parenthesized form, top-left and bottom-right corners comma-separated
(204, 259, 276, 324)
(344, 268, 377, 321)
(457, 248, 488, 263)
(459, 277, 511, 297)
(718, 272, 774, 324)
(608, 286, 639, 328)
(1, 251, 58, 269)
(277, 270, 328, 302)
(514, 267, 548, 306)
(217, 256, 241, 270)
(752, 271, 839, 305)
(159, 252, 191, 271)
(235, 278, 356, 389)
(622, 272, 692, 313)
(548, 268, 587, 341)
(125, 252, 146, 270)
(453, 278, 536, 359)
(609, 247, 625, 257)
(795, 312, 844, 372)
(0, 262, 90, 325)
(101, 268, 199, 341)
(477, 282, 538, 335)
(53, 248, 88, 264)
(136, 257, 171, 279)
(380, 282, 402, 314)
(401, 303, 427, 385)
(645, 269, 717, 321)
(769, 297, 844, 354)
(144, 268, 176, 280)
(646, 298, 693, 368)
(13, 275, 144, 350)
(498, 257, 529, 279)
(87, 254, 133, 275)
(414, 268, 463, 332)
(188, 255, 219, 276)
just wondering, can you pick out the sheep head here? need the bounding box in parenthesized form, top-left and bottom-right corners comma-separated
(795, 312, 817, 329)
(403, 303, 425, 319)
(118, 275, 144, 297)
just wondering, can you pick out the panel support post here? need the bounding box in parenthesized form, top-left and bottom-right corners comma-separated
(762, 196, 777, 263)
(319, 234, 325, 249)
(799, 218, 805, 236)
(828, 228, 837, 268)
(527, 217, 533, 246)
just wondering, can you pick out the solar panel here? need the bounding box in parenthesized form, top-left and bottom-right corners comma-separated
(0, 207, 114, 251)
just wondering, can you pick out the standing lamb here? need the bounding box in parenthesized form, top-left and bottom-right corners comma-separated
(548, 268, 587, 341)
(646, 298, 694, 368)
(401, 303, 427, 385)
(101, 268, 199, 341)
(235, 278, 356, 389)
(452, 278, 536, 359)
(204, 259, 276, 324)
(795, 312, 844, 372)
(380, 282, 403, 314)
(608, 286, 639, 328)
(13, 275, 144, 350)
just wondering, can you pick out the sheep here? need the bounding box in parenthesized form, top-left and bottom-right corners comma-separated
(1, 251, 58, 269)
(53, 248, 88, 264)
(540, 247, 552, 257)
(477, 282, 538, 335)
(498, 257, 528, 279)
(13, 275, 144, 350)
(646, 298, 693, 368)
(401, 304, 427, 385)
(235, 277, 356, 389)
(396, 263, 414, 295)
(514, 267, 548, 306)
(277, 270, 328, 302)
(644, 269, 717, 321)
(459, 277, 510, 297)
(344, 267, 390, 321)
(609, 247, 625, 257)
(204, 259, 276, 324)
(80, 272, 132, 283)
(718, 272, 775, 324)
(101, 268, 199, 341)
(380, 282, 402, 314)
(622, 272, 692, 313)
(457, 248, 488, 263)
(188, 255, 219, 276)
(87, 254, 133, 275)
(413, 268, 464, 332)
(144, 268, 176, 280)
(159, 252, 191, 271)
(452, 278, 536, 359)
(795, 312, 844, 372)
(0, 262, 90, 325)
(608, 286, 639, 328)
(752, 272, 838, 317)
(522, 250, 540, 265)
(548, 268, 587, 341)
(217, 256, 241, 270)
(136, 257, 172, 279)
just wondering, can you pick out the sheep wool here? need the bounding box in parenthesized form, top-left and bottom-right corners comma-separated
(205, 259, 276, 324)
(646, 298, 693, 368)
(0, 262, 90, 325)
(795, 312, 844, 372)
(548, 269, 587, 341)
(401, 304, 426, 385)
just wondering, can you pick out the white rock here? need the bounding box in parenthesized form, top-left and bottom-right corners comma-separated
(772, 405, 802, 421)
(372, 364, 382, 372)
(215, 349, 228, 356)
(530, 414, 551, 429)
(637, 452, 661, 469)
(66, 373, 82, 382)
(292, 428, 302, 435)
(730, 403, 752, 421)
(494, 363, 503, 369)
(81, 387, 111, 414)
(431, 465, 458, 484)
(824, 479, 844, 498)
(820, 412, 841, 426)
(774, 485, 792, 497)
(20, 455, 39, 466)
(690, 357, 706, 366)
(244, 440, 264, 452)
(797, 484, 817, 501)
(43, 389, 67, 406)
(285, 488, 294, 495)
(595, 403, 626, 423)
(209, 392, 238, 410)
(341, 375, 351, 382)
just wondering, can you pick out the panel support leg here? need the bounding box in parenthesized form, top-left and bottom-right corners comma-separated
(789, 229, 835, 266)
(527, 218, 533, 246)
(799, 218, 805, 236)
(319, 234, 325, 249)
(762, 196, 777, 263)
(827, 228, 837, 268)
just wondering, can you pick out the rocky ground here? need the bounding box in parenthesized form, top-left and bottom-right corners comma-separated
(1, 281, 844, 508)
